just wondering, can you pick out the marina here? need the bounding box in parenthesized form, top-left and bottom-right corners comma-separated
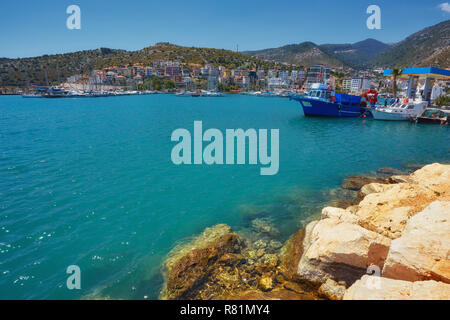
(289, 67, 450, 123)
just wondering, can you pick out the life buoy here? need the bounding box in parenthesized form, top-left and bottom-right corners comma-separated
(403, 97, 409, 104)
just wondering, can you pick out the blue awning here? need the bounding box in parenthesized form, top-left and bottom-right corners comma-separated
(384, 67, 450, 79)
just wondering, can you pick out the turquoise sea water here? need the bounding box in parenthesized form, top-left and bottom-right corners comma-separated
(0, 94, 448, 299)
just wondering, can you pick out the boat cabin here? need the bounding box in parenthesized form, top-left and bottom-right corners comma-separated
(306, 83, 335, 101)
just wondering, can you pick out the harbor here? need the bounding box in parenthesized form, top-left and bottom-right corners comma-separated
(0, 0, 449, 303)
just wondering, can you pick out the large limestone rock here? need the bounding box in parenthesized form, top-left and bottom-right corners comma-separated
(297, 218, 391, 286)
(318, 278, 347, 300)
(359, 183, 394, 198)
(321, 207, 358, 224)
(408, 163, 450, 196)
(382, 201, 450, 284)
(344, 275, 450, 300)
(354, 183, 437, 239)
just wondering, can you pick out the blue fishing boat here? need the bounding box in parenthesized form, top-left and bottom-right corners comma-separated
(291, 84, 369, 117)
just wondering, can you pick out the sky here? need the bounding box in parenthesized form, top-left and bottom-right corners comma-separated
(0, 0, 449, 58)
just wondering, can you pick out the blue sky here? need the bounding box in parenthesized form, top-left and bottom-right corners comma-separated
(0, 0, 449, 58)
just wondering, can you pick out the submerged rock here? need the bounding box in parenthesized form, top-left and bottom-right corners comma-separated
(376, 167, 406, 176)
(250, 218, 281, 238)
(341, 175, 391, 191)
(161, 223, 319, 300)
(161, 224, 242, 300)
(259, 275, 273, 291)
(344, 275, 450, 300)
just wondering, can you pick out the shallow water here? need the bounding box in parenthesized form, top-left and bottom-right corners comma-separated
(0, 94, 448, 299)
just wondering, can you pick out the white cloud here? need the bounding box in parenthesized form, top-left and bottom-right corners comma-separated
(439, 2, 450, 13)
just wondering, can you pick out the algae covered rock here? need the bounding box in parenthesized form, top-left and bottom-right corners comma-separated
(341, 175, 391, 191)
(161, 224, 242, 300)
(259, 275, 273, 291)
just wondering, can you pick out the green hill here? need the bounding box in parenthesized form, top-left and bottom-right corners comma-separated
(0, 43, 278, 87)
(0, 48, 126, 87)
(320, 39, 391, 67)
(244, 42, 345, 68)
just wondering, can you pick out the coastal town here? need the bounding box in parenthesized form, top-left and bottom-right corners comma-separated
(1, 60, 392, 96)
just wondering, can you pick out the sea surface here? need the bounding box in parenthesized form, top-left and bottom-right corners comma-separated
(0, 94, 448, 299)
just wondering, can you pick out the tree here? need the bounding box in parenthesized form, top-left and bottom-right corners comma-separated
(163, 80, 175, 89)
(152, 77, 162, 91)
(391, 68, 403, 99)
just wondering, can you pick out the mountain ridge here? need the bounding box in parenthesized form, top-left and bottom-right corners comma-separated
(244, 20, 449, 69)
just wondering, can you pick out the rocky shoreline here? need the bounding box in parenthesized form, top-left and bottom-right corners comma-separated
(160, 163, 450, 300)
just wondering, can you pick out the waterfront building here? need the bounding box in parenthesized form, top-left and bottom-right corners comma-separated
(305, 65, 330, 88)
(292, 70, 306, 80)
(201, 67, 210, 76)
(154, 68, 164, 77)
(268, 69, 277, 78)
(165, 66, 181, 77)
(350, 78, 372, 93)
(192, 68, 201, 78)
(268, 77, 283, 88)
(134, 67, 145, 76)
(342, 79, 352, 91)
(257, 70, 265, 79)
(279, 71, 289, 81)
(145, 67, 153, 77)
(182, 68, 190, 77)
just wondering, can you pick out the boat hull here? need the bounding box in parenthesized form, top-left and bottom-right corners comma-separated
(371, 109, 411, 121)
(293, 97, 365, 118)
(416, 117, 448, 125)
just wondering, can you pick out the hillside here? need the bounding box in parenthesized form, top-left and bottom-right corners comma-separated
(244, 42, 345, 68)
(320, 39, 391, 67)
(372, 20, 450, 68)
(0, 43, 278, 87)
(245, 39, 391, 69)
(0, 48, 126, 87)
(245, 20, 450, 69)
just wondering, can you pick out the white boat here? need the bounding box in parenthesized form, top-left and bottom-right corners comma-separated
(203, 91, 224, 97)
(372, 100, 428, 121)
